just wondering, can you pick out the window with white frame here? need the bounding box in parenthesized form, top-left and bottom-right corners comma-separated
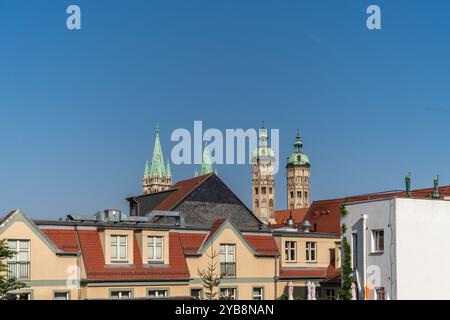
(110, 235, 127, 261)
(110, 290, 132, 299)
(53, 292, 69, 300)
(147, 236, 163, 262)
(252, 287, 263, 300)
(219, 288, 236, 300)
(148, 289, 168, 298)
(371, 230, 384, 253)
(325, 289, 336, 300)
(7, 240, 30, 279)
(285, 241, 296, 262)
(220, 244, 236, 277)
(306, 242, 317, 262)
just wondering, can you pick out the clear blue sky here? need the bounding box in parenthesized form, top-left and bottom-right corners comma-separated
(2, 0, 450, 219)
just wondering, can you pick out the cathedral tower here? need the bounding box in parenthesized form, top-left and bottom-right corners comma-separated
(252, 125, 276, 225)
(194, 141, 218, 176)
(286, 130, 310, 209)
(142, 125, 173, 194)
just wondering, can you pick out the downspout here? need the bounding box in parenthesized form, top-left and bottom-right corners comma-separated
(361, 214, 368, 300)
(274, 255, 278, 299)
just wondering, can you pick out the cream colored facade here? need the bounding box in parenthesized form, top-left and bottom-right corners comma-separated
(0, 210, 339, 300)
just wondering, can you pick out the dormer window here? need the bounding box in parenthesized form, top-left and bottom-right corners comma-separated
(110, 235, 127, 262)
(148, 236, 163, 262)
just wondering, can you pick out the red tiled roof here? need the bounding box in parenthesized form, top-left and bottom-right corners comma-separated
(201, 219, 226, 246)
(154, 174, 213, 211)
(41, 229, 80, 253)
(178, 232, 208, 255)
(274, 208, 309, 226)
(76, 230, 190, 280)
(299, 185, 450, 235)
(243, 235, 279, 256)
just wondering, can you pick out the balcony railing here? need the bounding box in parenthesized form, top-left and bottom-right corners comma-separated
(7, 262, 30, 280)
(220, 262, 236, 277)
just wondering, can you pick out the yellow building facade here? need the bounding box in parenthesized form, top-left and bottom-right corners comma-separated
(0, 209, 340, 300)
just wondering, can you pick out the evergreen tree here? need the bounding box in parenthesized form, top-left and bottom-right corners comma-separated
(197, 248, 222, 300)
(340, 203, 353, 300)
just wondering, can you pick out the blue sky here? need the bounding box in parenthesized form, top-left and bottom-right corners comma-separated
(2, 0, 450, 219)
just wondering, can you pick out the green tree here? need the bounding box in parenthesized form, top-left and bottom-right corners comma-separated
(340, 203, 353, 300)
(0, 239, 28, 300)
(197, 248, 222, 300)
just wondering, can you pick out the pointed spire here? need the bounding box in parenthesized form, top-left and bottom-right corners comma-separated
(149, 124, 166, 177)
(144, 160, 150, 176)
(195, 141, 214, 176)
(294, 129, 303, 152)
(165, 160, 172, 178)
(199, 141, 213, 175)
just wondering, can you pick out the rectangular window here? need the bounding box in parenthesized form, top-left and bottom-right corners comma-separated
(110, 290, 132, 299)
(290, 191, 294, 198)
(261, 187, 266, 195)
(352, 233, 358, 268)
(297, 191, 301, 198)
(269, 187, 273, 194)
(7, 240, 30, 279)
(255, 187, 258, 195)
(285, 241, 296, 262)
(110, 235, 127, 261)
(306, 242, 317, 262)
(6, 292, 31, 300)
(53, 292, 69, 300)
(147, 236, 163, 262)
(372, 230, 384, 253)
(252, 287, 263, 300)
(375, 287, 385, 300)
(220, 244, 236, 277)
(148, 289, 168, 298)
(190, 288, 203, 300)
(325, 289, 336, 300)
(219, 288, 236, 300)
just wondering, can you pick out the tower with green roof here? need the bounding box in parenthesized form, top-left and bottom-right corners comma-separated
(251, 124, 276, 225)
(142, 125, 173, 194)
(194, 141, 217, 177)
(286, 130, 310, 209)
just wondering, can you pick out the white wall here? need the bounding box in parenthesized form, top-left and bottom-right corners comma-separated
(342, 199, 396, 300)
(395, 198, 450, 299)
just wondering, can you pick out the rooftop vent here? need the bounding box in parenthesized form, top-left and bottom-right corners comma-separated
(302, 220, 311, 232)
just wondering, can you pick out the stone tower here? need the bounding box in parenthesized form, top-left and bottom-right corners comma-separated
(286, 130, 310, 209)
(142, 125, 173, 194)
(252, 126, 276, 225)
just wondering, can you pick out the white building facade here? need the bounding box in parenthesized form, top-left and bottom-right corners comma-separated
(342, 197, 450, 300)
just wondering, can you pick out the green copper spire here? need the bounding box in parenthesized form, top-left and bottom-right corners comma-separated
(195, 141, 215, 176)
(144, 160, 150, 176)
(432, 175, 440, 199)
(286, 130, 310, 167)
(165, 160, 172, 177)
(149, 124, 166, 177)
